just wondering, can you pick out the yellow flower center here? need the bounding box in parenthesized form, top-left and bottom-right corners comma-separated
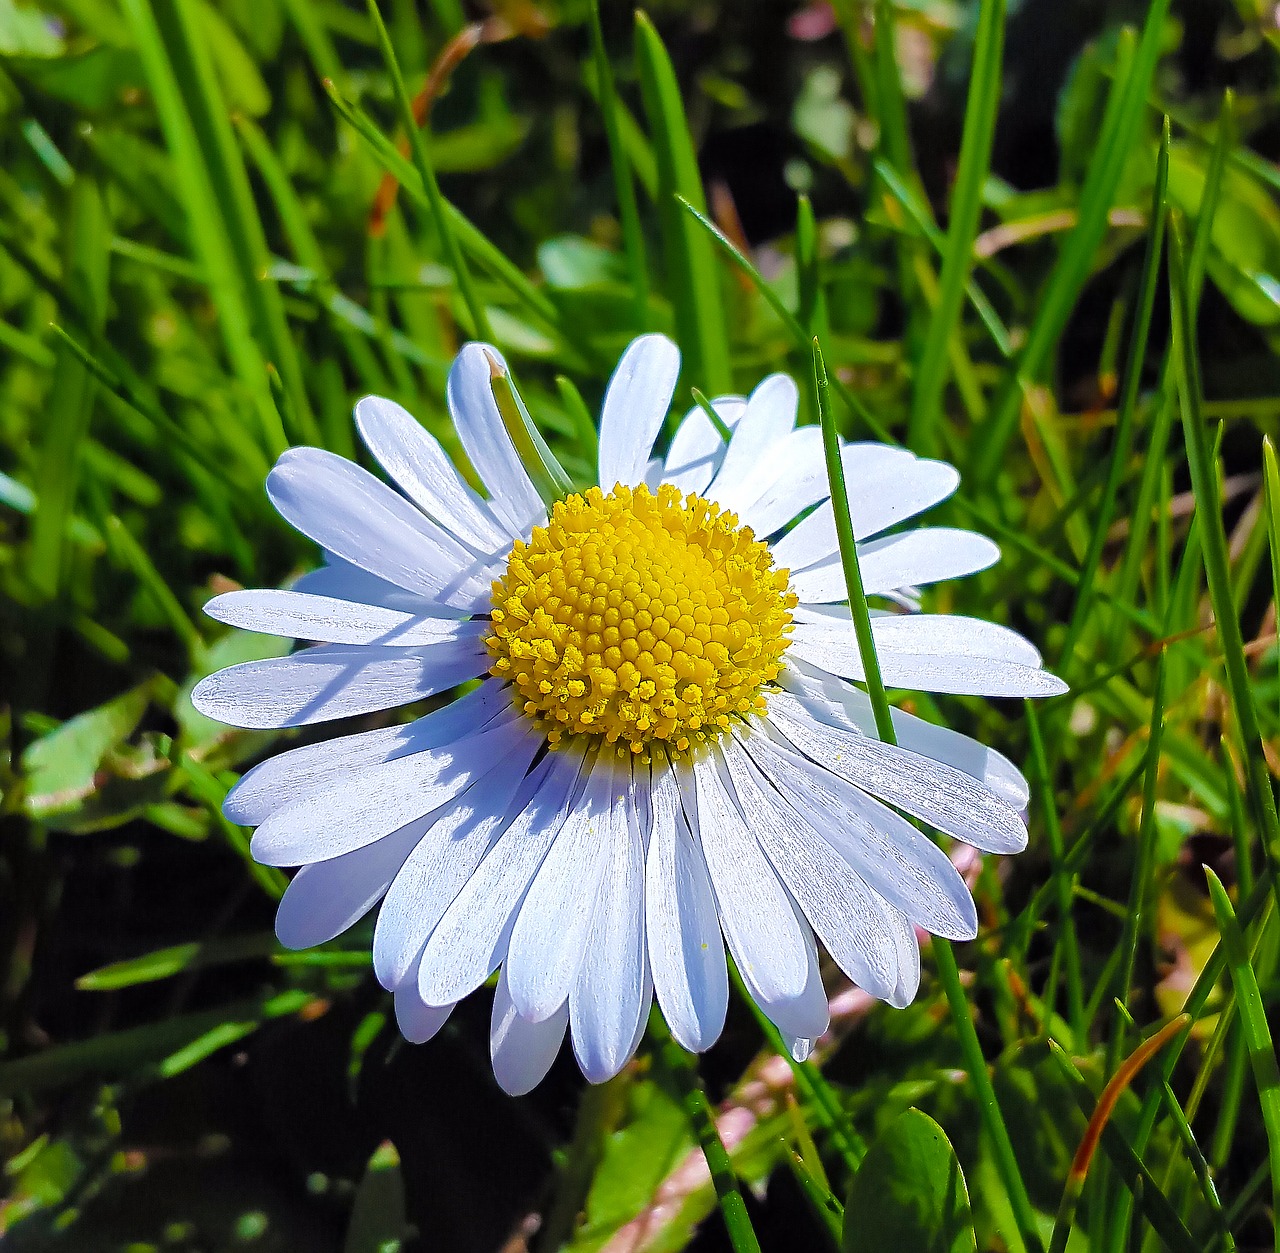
(485, 483, 796, 757)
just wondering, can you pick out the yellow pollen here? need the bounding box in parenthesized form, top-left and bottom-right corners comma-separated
(485, 483, 796, 759)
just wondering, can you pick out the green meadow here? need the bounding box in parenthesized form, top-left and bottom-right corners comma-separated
(1, 0, 1279, 1249)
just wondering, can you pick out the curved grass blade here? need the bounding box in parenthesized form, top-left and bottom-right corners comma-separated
(634, 11, 731, 394)
(908, 0, 1005, 453)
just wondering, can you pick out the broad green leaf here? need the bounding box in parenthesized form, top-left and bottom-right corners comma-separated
(22, 681, 153, 818)
(841, 1109, 976, 1253)
(1167, 142, 1280, 325)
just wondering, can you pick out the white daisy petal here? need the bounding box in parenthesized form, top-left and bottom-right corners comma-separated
(709, 426, 821, 520)
(266, 447, 494, 610)
(291, 556, 454, 616)
(771, 446, 961, 570)
(684, 751, 810, 1004)
(722, 741, 899, 1002)
(418, 748, 586, 1006)
(447, 343, 546, 534)
(571, 764, 650, 1083)
(274, 818, 425, 950)
(761, 911, 831, 1039)
(490, 967, 569, 1096)
(767, 692, 1027, 854)
(394, 985, 455, 1044)
(354, 394, 513, 551)
(355, 398, 512, 550)
(788, 614, 1066, 699)
(372, 731, 542, 991)
(505, 754, 624, 1021)
(190, 638, 490, 729)
(645, 760, 728, 1053)
(791, 528, 1000, 602)
(661, 397, 745, 495)
(249, 717, 537, 867)
(735, 429, 832, 538)
(781, 663, 1030, 810)
(744, 726, 978, 940)
(224, 681, 511, 827)
(886, 901, 921, 1008)
(204, 589, 488, 647)
(643, 457, 665, 491)
(597, 333, 681, 491)
(702, 374, 798, 506)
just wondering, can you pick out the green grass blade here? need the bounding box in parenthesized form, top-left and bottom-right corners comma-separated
(1168, 208, 1280, 881)
(1205, 869, 1280, 1244)
(908, 0, 1005, 453)
(1057, 120, 1169, 675)
(814, 338, 1043, 1253)
(975, 0, 1172, 485)
(589, 0, 648, 331)
(1025, 702, 1085, 1040)
(649, 1009, 763, 1253)
(634, 11, 731, 394)
(121, 0, 287, 457)
(28, 177, 107, 603)
(366, 0, 491, 343)
(1264, 437, 1280, 614)
(151, 0, 317, 445)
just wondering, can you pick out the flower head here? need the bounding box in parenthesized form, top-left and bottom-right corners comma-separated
(193, 334, 1066, 1094)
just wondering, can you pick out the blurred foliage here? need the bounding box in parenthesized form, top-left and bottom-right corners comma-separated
(0, 0, 1278, 1250)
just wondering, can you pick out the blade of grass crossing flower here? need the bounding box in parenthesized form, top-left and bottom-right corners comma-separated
(974, 0, 1172, 486)
(589, 0, 648, 332)
(1168, 210, 1280, 884)
(908, 0, 1005, 453)
(1025, 703, 1085, 1041)
(149, 0, 317, 445)
(366, 0, 491, 342)
(484, 352, 574, 506)
(634, 12, 732, 394)
(691, 388, 734, 442)
(648, 1009, 763, 1253)
(814, 339, 1043, 1253)
(1058, 123, 1169, 678)
(1205, 869, 1280, 1245)
(121, 0, 286, 457)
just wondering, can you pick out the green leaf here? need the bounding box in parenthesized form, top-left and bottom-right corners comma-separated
(1166, 141, 1280, 326)
(22, 680, 153, 817)
(841, 1109, 976, 1253)
(345, 1141, 407, 1253)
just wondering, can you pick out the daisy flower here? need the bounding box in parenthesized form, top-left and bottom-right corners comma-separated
(192, 334, 1066, 1095)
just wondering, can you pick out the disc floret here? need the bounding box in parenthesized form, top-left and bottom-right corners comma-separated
(486, 483, 796, 757)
